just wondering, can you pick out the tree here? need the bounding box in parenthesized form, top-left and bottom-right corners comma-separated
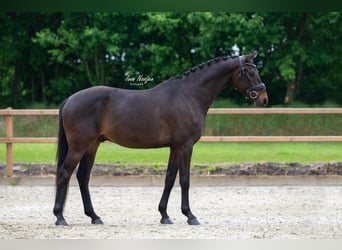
(133, 12, 201, 83)
(244, 12, 342, 104)
(0, 13, 62, 107)
(0, 12, 341, 107)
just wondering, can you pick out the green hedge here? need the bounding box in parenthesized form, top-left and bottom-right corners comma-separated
(0, 113, 341, 138)
(204, 114, 342, 136)
(1, 99, 342, 137)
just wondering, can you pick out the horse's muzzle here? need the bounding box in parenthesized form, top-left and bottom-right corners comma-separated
(253, 91, 268, 107)
(246, 83, 268, 107)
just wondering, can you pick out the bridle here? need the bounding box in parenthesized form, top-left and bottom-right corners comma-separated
(239, 55, 266, 101)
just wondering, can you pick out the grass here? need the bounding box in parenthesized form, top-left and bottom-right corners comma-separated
(1, 142, 341, 166)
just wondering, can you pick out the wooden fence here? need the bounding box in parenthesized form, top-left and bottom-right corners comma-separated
(1, 107, 342, 177)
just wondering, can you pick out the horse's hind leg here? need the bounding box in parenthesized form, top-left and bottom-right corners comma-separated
(158, 150, 179, 224)
(54, 150, 84, 226)
(76, 142, 103, 224)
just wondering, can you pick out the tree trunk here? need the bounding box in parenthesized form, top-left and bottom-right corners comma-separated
(100, 62, 105, 85)
(284, 13, 308, 104)
(94, 49, 100, 85)
(284, 58, 304, 104)
(284, 80, 296, 104)
(40, 66, 46, 103)
(84, 60, 94, 85)
(11, 62, 21, 107)
(31, 72, 35, 103)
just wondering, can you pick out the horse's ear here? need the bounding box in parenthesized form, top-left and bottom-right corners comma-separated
(245, 51, 258, 62)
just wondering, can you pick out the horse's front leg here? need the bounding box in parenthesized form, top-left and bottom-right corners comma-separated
(179, 166, 200, 225)
(178, 143, 200, 225)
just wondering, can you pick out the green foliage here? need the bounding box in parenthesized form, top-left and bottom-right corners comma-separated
(0, 12, 341, 107)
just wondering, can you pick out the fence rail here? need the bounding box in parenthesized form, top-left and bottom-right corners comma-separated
(1, 108, 342, 177)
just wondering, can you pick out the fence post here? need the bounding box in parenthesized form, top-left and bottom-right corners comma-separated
(5, 107, 13, 177)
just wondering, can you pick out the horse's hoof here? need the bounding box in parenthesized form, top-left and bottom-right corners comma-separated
(92, 218, 104, 225)
(187, 218, 200, 225)
(55, 219, 68, 226)
(160, 218, 173, 224)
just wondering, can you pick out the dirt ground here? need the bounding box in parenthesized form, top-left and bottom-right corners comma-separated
(1, 185, 342, 239)
(2, 162, 342, 177)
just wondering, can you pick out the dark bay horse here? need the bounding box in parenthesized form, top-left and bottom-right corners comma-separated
(53, 51, 268, 226)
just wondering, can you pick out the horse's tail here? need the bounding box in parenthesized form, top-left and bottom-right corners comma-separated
(56, 100, 68, 177)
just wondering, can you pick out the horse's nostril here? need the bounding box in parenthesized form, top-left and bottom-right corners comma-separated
(263, 98, 268, 106)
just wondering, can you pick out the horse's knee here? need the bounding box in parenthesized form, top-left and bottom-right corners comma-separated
(179, 175, 190, 190)
(56, 167, 72, 185)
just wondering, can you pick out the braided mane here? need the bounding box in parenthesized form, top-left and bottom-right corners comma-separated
(176, 55, 237, 79)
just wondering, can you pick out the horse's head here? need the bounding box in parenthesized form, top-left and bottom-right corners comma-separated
(232, 51, 268, 107)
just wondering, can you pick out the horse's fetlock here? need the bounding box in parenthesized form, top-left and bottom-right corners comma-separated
(158, 205, 166, 213)
(181, 207, 190, 216)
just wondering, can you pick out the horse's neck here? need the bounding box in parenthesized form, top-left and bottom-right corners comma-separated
(188, 60, 235, 114)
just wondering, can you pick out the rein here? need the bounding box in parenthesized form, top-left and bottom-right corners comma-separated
(239, 55, 266, 101)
